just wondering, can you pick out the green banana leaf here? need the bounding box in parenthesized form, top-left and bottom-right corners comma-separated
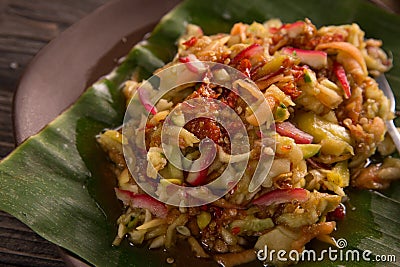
(1, 0, 399, 266)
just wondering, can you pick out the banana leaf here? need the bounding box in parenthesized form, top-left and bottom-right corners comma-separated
(1, 0, 400, 266)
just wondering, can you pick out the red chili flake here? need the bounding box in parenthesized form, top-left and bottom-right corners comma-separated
(292, 70, 304, 82)
(219, 90, 239, 109)
(281, 83, 301, 99)
(183, 36, 197, 47)
(291, 65, 306, 82)
(281, 145, 292, 152)
(269, 27, 279, 34)
(238, 58, 252, 77)
(327, 203, 346, 221)
(185, 118, 222, 145)
(200, 205, 209, 211)
(215, 52, 231, 64)
(211, 206, 223, 218)
(282, 57, 295, 68)
(186, 83, 219, 100)
(231, 227, 241, 235)
(179, 56, 190, 63)
(229, 185, 238, 195)
(306, 33, 345, 49)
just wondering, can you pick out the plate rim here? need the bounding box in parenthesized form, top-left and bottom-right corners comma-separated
(13, 0, 181, 145)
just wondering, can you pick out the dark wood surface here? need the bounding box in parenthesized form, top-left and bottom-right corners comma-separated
(0, 0, 399, 266)
(0, 1, 108, 266)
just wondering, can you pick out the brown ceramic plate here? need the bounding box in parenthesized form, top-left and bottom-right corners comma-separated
(12, 0, 181, 265)
(13, 0, 181, 144)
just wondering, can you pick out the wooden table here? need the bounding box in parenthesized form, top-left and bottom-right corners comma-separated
(0, 0, 399, 266)
(0, 1, 108, 266)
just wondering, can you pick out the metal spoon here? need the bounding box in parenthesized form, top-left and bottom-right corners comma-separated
(376, 75, 400, 153)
